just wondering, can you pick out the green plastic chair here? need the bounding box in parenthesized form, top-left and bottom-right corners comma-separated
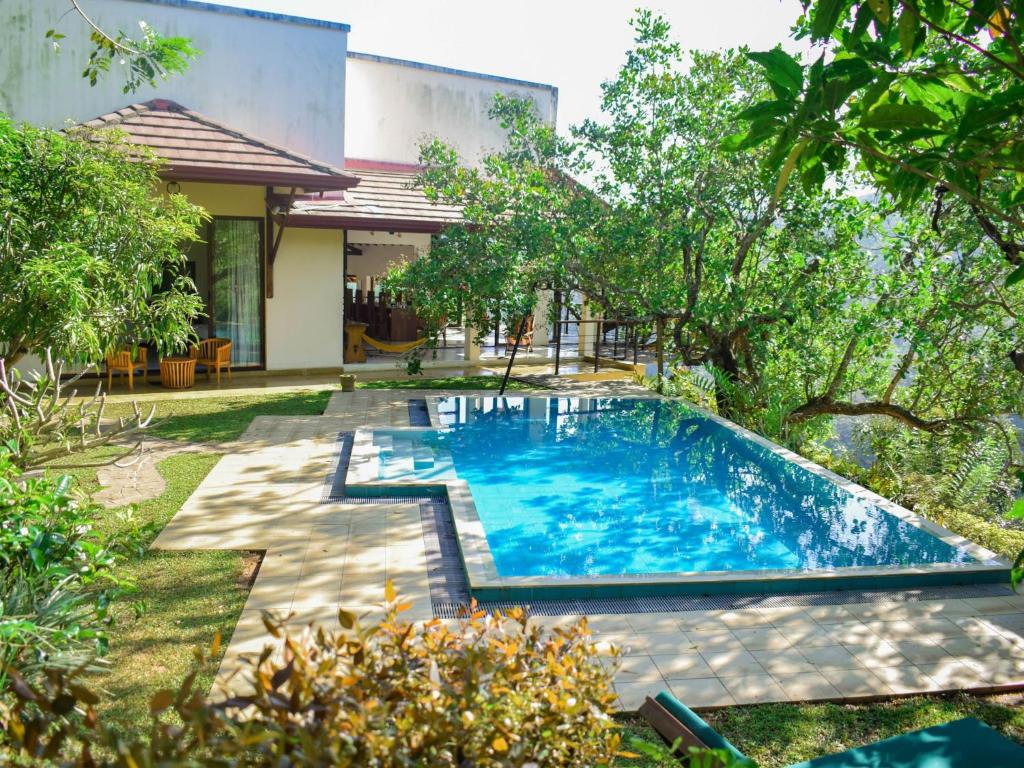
(640, 692, 1024, 767)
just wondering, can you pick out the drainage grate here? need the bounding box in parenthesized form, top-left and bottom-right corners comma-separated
(408, 398, 431, 426)
(320, 431, 354, 502)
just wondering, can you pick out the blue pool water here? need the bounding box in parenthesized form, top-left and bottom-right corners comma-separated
(372, 397, 981, 578)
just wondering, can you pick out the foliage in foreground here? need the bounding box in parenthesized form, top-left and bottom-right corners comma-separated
(2, 593, 632, 766)
(0, 453, 136, 686)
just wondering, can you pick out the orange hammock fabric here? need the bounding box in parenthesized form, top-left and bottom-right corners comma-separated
(361, 335, 428, 354)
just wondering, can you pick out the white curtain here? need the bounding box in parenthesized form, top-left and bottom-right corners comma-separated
(212, 219, 262, 366)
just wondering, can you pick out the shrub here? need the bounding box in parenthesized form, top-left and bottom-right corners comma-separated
(2, 588, 631, 766)
(0, 452, 135, 683)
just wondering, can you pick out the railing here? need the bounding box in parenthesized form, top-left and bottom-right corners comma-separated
(344, 287, 420, 342)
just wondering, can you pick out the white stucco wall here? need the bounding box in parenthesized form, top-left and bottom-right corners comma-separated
(266, 228, 345, 371)
(0, 0, 349, 166)
(344, 53, 558, 166)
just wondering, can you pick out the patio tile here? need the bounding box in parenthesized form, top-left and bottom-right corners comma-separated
(615, 679, 667, 711)
(962, 597, 1021, 615)
(759, 606, 815, 626)
(626, 613, 688, 634)
(951, 616, 1006, 638)
(733, 627, 792, 651)
(800, 645, 863, 670)
(915, 659, 986, 689)
(668, 677, 736, 708)
(674, 612, 733, 633)
(869, 665, 942, 694)
(908, 617, 969, 640)
(651, 652, 715, 680)
(613, 654, 665, 682)
(861, 619, 920, 641)
(720, 674, 789, 705)
(823, 620, 877, 645)
(687, 630, 738, 653)
(643, 632, 696, 655)
(773, 671, 842, 701)
(819, 667, 893, 697)
(844, 639, 908, 668)
(890, 639, 953, 665)
(701, 649, 765, 675)
(801, 605, 856, 624)
(716, 609, 770, 628)
(752, 648, 818, 675)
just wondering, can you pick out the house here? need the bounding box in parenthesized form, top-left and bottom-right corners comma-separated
(1, 0, 559, 373)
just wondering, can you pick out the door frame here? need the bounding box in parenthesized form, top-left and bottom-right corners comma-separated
(207, 215, 267, 370)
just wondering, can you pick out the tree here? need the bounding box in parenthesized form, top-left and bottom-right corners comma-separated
(387, 95, 599, 345)
(0, 116, 206, 366)
(733, 1, 1024, 275)
(574, 16, 873, 421)
(46, 0, 199, 94)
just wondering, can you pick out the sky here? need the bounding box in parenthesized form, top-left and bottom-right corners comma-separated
(216, 0, 811, 134)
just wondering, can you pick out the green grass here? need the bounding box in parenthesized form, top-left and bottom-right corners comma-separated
(91, 452, 251, 728)
(357, 374, 537, 391)
(616, 694, 1024, 767)
(105, 389, 333, 443)
(47, 388, 341, 727)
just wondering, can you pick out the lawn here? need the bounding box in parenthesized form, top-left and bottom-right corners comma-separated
(617, 693, 1024, 767)
(48, 388, 338, 728)
(105, 389, 333, 443)
(357, 374, 537, 391)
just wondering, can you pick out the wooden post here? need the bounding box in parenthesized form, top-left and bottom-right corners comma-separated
(594, 317, 602, 373)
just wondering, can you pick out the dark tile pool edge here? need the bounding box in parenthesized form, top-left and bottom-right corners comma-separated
(466, 566, 1012, 603)
(418, 491, 1015, 616)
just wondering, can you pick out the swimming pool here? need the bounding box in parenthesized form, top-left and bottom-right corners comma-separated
(346, 396, 1006, 598)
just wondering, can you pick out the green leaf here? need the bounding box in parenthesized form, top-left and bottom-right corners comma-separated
(861, 103, 941, 130)
(811, 0, 847, 40)
(736, 100, 794, 121)
(1007, 498, 1024, 520)
(747, 48, 804, 96)
(773, 139, 808, 205)
(1006, 264, 1024, 287)
(867, 0, 892, 25)
(1012, 547, 1024, 592)
(897, 9, 919, 57)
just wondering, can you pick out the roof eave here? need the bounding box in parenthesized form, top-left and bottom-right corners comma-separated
(286, 214, 450, 233)
(162, 165, 359, 191)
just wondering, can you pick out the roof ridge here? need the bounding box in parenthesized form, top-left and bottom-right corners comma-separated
(83, 99, 351, 181)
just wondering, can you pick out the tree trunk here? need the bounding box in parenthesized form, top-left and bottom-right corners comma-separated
(655, 317, 665, 393)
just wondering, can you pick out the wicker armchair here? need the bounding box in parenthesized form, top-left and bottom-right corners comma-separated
(504, 316, 534, 352)
(190, 338, 233, 385)
(105, 347, 148, 391)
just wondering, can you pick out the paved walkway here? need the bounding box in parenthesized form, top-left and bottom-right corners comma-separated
(152, 386, 1024, 708)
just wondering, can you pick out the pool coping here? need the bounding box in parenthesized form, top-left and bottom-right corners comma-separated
(345, 394, 1009, 600)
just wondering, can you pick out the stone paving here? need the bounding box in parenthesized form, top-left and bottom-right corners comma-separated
(151, 385, 1024, 709)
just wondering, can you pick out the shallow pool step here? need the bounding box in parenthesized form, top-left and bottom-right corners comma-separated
(413, 447, 435, 470)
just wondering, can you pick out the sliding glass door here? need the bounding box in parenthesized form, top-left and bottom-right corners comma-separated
(210, 218, 264, 367)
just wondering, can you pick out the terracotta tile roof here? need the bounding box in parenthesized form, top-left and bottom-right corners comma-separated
(284, 159, 464, 232)
(83, 99, 358, 191)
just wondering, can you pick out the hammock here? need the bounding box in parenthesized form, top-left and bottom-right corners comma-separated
(361, 335, 428, 354)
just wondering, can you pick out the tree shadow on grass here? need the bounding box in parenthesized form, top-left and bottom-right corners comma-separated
(703, 695, 1024, 768)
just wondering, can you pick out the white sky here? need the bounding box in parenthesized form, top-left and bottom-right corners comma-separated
(217, 1, 811, 133)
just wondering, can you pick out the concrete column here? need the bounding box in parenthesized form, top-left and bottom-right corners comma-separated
(533, 289, 552, 347)
(464, 325, 482, 363)
(577, 297, 594, 357)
